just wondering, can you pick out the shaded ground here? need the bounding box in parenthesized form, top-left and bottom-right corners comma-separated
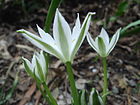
(0, 0, 140, 105)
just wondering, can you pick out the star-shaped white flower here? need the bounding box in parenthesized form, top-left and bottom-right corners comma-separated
(87, 28, 121, 57)
(17, 9, 95, 63)
(22, 51, 48, 82)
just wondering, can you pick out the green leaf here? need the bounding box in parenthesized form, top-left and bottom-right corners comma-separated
(121, 20, 140, 37)
(5, 74, 18, 100)
(89, 88, 104, 105)
(106, 1, 129, 26)
(44, 0, 63, 33)
(0, 73, 18, 105)
(80, 90, 87, 105)
(115, 1, 129, 16)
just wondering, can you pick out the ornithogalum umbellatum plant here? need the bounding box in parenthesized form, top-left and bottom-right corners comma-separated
(17, 9, 120, 105)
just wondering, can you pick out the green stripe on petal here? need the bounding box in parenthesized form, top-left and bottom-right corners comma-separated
(107, 28, 121, 55)
(53, 9, 72, 61)
(97, 37, 107, 57)
(17, 29, 65, 62)
(35, 58, 45, 82)
(70, 12, 95, 61)
(22, 57, 34, 78)
(99, 28, 109, 46)
(86, 33, 98, 53)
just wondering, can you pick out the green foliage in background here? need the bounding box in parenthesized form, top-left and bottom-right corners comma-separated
(0, 0, 47, 14)
(0, 74, 18, 105)
(103, 0, 140, 38)
(78, 89, 104, 105)
(44, 0, 63, 33)
(120, 20, 140, 37)
(108, 0, 129, 23)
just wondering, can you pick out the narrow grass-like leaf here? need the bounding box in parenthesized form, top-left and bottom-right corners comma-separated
(5, 74, 18, 101)
(115, 1, 129, 16)
(121, 20, 140, 37)
(80, 90, 87, 105)
(89, 88, 104, 105)
(44, 0, 63, 33)
(0, 73, 18, 105)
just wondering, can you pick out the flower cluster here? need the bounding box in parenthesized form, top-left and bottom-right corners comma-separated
(17, 9, 121, 105)
(17, 9, 95, 63)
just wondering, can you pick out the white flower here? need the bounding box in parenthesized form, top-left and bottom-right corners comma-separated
(22, 51, 48, 82)
(87, 28, 121, 57)
(17, 9, 95, 63)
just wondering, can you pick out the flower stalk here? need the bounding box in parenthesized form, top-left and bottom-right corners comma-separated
(42, 82, 58, 105)
(65, 62, 80, 105)
(102, 57, 108, 104)
(36, 83, 52, 104)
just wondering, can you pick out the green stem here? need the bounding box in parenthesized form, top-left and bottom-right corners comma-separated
(42, 82, 58, 105)
(65, 62, 80, 105)
(102, 57, 108, 104)
(36, 83, 52, 104)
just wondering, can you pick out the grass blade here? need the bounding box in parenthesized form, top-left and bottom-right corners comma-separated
(44, 0, 63, 33)
(121, 20, 140, 37)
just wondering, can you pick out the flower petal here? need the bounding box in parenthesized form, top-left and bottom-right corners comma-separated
(70, 12, 95, 61)
(107, 28, 121, 55)
(22, 57, 34, 77)
(86, 33, 98, 53)
(97, 37, 107, 57)
(53, 9, 72, 61)
(37, 25, 56, 46)
(35, 57, 45, 82)
(99, 28, 109, 46)
(36, 51, 48, 75)
(71, 13, 81, 52)
(72, 13, 81, 38)
(17, 29, 65, 62)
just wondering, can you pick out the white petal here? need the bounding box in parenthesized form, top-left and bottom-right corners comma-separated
(71, 13, 81, 52)
(86, 33, 98, 53)
(22, 57, 34, 77)
(32, 54, 38, 71)
(22, 57, 32, 70)
(99, 28, 109, 46)
(34, 58, 41, 79)
(107, 28, 121, 55)
(37, 51, 47, 75)
(53, 9, 72, 61)
(37, 25, 56, 46)
(37, 25, 60, 51)
(70, 12, 95, 61)
(72, 13, 81, 38)
(17, 29, 65, 62)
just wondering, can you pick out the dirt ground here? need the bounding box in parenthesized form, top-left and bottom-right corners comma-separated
(0, 0, 140, 105)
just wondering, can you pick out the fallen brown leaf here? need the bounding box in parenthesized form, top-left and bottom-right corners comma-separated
(18, 82, 36, 105)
